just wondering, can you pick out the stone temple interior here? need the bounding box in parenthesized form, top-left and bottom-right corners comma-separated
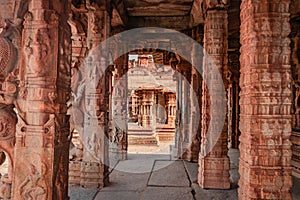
(0, 0, 300, 199)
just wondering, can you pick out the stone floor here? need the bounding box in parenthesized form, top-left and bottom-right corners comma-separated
(69, 148, 300, 200)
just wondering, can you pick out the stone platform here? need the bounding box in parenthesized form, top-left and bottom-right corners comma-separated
(128, 123, 158, 145)
(128, 123, 175, 145)
(155, 124, 175, 142)
(69, 149, 300, 200)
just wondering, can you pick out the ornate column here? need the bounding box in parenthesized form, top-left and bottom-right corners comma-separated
(68, 4, 87, 172)
(239, 1, 292, 199)
(0, 10, 21, 199)
(166, 93, 176, 127)
(141, 90, 154, 128)
(198, 7, 230, 189)
(110, 54, 128, 161)
(290, 12, 300, 179)
(12, 0, 71, 199)
(174, 60, 182, 157)
(130, 91, 139, 121)
(227, 31, 241, 149)
(80, 2, 111, 188)
(187, 34, 203, 162)
(137, 90, 143, 126)
(179, 61, 192, 160)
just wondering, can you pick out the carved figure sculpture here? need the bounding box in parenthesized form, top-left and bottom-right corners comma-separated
(19, 163, 47, 200)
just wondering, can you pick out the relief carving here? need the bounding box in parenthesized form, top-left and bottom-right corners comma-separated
(111, 125, 125, 145)
(26, 29, 51, 76)
(0, 37, 17, 81)
(87, 4, 104, 36)
(0, 18, 22, 48)
(0, 104, 17, 180)
(87, 133, 101, 159)
(19, 163, 47, 200)
(71, 67, 85, 138)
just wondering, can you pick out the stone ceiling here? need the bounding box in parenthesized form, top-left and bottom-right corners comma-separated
(114, 0, 242, 33)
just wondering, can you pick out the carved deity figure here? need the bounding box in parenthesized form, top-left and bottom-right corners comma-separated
(87, 133, 100, 158)
(0, 73, 18, 106)
(19, 164, 47, 200)
(26, 29, 50, 75)
(112, 125, 124, 144)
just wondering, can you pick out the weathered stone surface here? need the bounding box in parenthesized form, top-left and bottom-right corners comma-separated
(95, 191, 141, 200)
(0, 0, 299, 199)
(148, 160, 190, 187)
(142, 187, 193, 200)
(238, 1, 293, 199)
(198, 8, 230, 189)
(69, 186, 98, 200)
(10, 0, 72, 199)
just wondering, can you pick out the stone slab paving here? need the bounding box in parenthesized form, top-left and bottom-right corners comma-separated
(69, 185, 98, 200)
(101, 171, 150, 192)
(183, 160, 198, 183)
(148, 160, 190, 187)
(94, 191, 142, 200)
(114, 153, 170, 174)
(141, 187, 194, 200)
(69, 151, 300, 200)
(192, 183, 238, 200)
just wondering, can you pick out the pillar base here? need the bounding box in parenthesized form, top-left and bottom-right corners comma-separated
(69, 161, 81, 185)
(198, 157, 230, 189)
(109, 147, 127, 161)
(80, 162, 108, 188)
(238, 160, 292, 200)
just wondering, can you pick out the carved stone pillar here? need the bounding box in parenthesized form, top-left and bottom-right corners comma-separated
(198, 9, 230, 189)
(180, 61, 192, 160)
(187, 40, 203, 163)
(12, 0, 71, 199)
(0, 18, 20, 199)
(129, 90, 138, 122)
(228, 37, 241, 149)
(290, 15, 300, 179)
(68, 4, 87, 166)
(137, 90, 143, 126)
(174, 62, 182, 157)
(166, 93, 176, 127)
(238, 1, 292, 199)
(141, 90, 154, 128)
(156, 91, 165, 124)
(80, 2, 110, 188)
(110, 54, 128, 161)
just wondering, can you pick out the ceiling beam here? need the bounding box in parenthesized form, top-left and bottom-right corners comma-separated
(111, 0, 128, 27)
(126, 16, 191, 30)
(190, 0, 204, 27)
(124, 0, 193, 17)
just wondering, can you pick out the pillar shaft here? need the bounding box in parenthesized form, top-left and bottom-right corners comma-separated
(110, 54, 128, 160)
(238, 1, 292, 199)
(81, 2, 110, 188)
(187, 32, 203, 162)
(180, 62, 192, 160)
(198, 9, 230, 189)
(12, 0, 71, 199)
